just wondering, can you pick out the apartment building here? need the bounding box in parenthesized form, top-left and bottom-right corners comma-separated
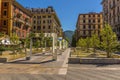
(29, 7, 63, 38)
(0, 0, 32, 39)
(76, 12, 103, 41)
(102, 0, 120, 39)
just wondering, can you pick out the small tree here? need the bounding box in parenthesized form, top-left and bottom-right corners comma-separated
(100, 24, 118, 58)
(46, 37, 52, 47)
(91, 34, 100, 54)
(0, 32, 4, 44)
(10, 33, 19, 44)
(38, 32, 44, 48)
(85, 37, 92, 52)
(77, 38, 86, 51)
(10, 33, 20, 56)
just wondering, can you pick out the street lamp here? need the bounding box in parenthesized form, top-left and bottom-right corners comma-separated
(52, 26, 57, 61)
(26, 30, 33, 60)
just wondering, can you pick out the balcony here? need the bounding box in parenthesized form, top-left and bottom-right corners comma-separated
(110, 3, 116, 9)
(16, 13, 22, 18)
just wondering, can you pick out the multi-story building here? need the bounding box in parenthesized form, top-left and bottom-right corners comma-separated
(29, 7, 63, 38)
(76, 12, 103, 41)
(0, 0, 32, 39)
(102, 0, 120, 39)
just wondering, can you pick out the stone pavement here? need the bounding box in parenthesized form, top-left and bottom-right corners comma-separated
(66, 64, 120, 80)
(0, 48, 70, 79)
(0, 48, 120, 80)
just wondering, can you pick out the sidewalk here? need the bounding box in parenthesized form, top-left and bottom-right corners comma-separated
(2, 48, 71, 75)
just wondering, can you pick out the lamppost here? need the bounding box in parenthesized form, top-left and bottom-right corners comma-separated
(26, 30, 33, 60)
(52, 26, 57, 61)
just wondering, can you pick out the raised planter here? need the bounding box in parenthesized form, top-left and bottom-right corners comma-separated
(0, 58, 7, 63)
(68, 57, 120, 64)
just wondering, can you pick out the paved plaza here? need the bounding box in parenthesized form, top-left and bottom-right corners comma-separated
(0, 48, 120, 80)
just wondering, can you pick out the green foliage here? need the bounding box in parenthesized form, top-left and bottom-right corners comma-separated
(38, 32, 45, 47)
(115, 44, 120, 52)
(85, 37, 92, 52)
(34, 39, 40, 50)
(0, 32, 4, 38)
(77, 37, 92, 52)
(46, 37, 52, 47)
(100, 24, 118, 58)
(29, 32, 35, 38)
(0, 45, 21, 52)
(10, 33, 19, 44)
(91, 34, 100, 53)
(71, 34, 77, 47)
(77, 38, 86, 50)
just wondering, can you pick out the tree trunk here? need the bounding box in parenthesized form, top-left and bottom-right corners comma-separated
(107, 50, 110, 58)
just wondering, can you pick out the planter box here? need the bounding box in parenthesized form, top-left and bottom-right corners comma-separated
(69, 57, 80, 64)
(68, 57, 120, 64)
(0, 58, 7, 63)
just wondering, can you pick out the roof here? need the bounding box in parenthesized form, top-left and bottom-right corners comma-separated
(13, 0, 32, 17)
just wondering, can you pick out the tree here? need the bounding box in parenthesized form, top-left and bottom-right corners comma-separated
(10, 33, 19, 44)
(34, 39, 40, 51)
(91, 34, 100, 54)
(46, 37, 52, 47)
(77, 38, 86, 51)
(85, 37, 92, 52)
(38, 32, 44, 48)
(10, 33, 20, 56)
(71, 34, 77, 47)
(0, 32, 4, 44)
(100, 24, 118, 58)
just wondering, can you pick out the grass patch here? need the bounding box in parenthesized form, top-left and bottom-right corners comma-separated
(71, 48, 120, 58)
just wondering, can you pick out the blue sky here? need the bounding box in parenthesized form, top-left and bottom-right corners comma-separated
(17, 0, 102, 31)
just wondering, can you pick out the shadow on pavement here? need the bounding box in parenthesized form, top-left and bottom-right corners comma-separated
(6, 59, 54, 64)
(91, 63, 118, 67)
(34, 53, 52, 56)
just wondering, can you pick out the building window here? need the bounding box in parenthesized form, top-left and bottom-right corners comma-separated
(93, 20, 95, 23)
(83, 15, 85, 18)
(43, 16, 46, 18)
(46, 9, 48, 12)
(34, 16, 36, 18)
(33, 26, 36, 29)
(48, 26, 51, 29)
(98, 15, 100, 17)
(48, 20, 52, 23)
(3, 20, 7, 26)
(4, 2, 8, 7)
(83, 20, 85, 23)
(3, 10, 7, 16)
(83, 25, 86, 29)
(89, 20, 91, 23)
(38, 26, 41, 30)
(37, 21, 41, 24)
(43, 26, 45, 29)
(88, 25, 91, 29)
(93, 25, 95, 29)
(98, 25, 101, 29)
(33, 20, 36, 24)
(48, 16, 51, 18)
(89, 31, 91, 35)
(37, 16, 41, 19)
(98, 19, 100, 23)
(43, 20, 46, 23)
(83, 31, 86, 35)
